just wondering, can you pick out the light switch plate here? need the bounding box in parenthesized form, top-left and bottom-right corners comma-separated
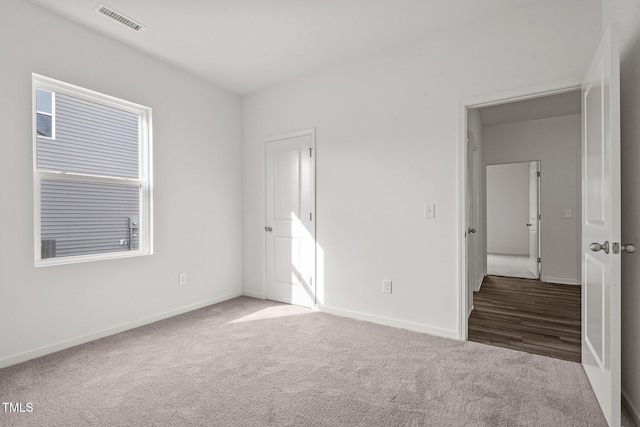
(424, 203, 435, 219)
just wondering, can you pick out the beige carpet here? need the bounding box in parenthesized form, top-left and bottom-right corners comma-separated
(0, 297, 606, 426)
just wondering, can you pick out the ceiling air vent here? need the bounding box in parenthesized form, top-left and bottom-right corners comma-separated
(95, 4, 147, 32)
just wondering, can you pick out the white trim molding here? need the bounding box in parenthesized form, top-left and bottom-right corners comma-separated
(242, 290, 266, 299)
(543, 276, 580, 285)
(316, 304, 458, 340)
(0, 291, 242, 369)
(623, 389, 640, 427)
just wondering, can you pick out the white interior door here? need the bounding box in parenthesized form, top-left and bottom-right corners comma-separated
(466, 133, 475, 315)
(265, 131, 315, 308)
(528, 161, 540, 278)
(581, 26, 621, 427)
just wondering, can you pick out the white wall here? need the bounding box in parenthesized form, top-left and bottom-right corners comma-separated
(242, 1, 601, 337)
(0, 1, 243, 367)
(486, 163, 531, 256)
(482, 115, 581, 285)
(621, 32, 640, 427)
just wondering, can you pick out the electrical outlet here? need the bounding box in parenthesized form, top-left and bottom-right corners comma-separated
(178, 273, 187, 286)
(383, 280, 392, 294)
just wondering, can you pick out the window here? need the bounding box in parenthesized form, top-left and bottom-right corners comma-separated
(33, 74, 153, 266)
(36, 89, 55, 138)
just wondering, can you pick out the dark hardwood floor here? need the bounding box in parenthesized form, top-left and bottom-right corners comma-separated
(468, 275, 581, 363)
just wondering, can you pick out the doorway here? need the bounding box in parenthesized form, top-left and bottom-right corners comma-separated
(460, 87, 582, 338)
(485, 161, 540, 280)
(460, 27, 624, 426)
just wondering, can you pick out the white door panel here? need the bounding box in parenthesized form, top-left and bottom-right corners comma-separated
(274, 150, 300, 220)
(265, 131, 315, 308)
(581, 25, 621, 427)
(585, 253, 606, 369)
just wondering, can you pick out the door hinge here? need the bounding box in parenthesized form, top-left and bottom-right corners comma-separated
(537, 257, 541, 263)
(309, 147, 313, 157)
(310, 212, 312, 221)
(537, 171, 541, 177)
(310, 277, 313, 286)
(538, 214, 541, 220)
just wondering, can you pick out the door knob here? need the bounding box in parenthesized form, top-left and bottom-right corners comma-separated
(526, 223, 532, 227)
(264, 226, 272, 232)
(589, 241, 610, 254)
(621, 243, 637, 254)
(467, 228, 476, 234)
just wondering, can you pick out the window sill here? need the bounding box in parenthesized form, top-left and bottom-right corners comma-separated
(35, 249, 152, 267)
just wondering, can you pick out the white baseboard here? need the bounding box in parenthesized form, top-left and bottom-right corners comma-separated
(316, 304, 458, 340)
(476, 274, 485, 292)
(0, 291, 243, 369)
(623, 389, 640, 427)
(242, 290, 265, 299)
(542, 276, 580, 285)
(487, 251, 529, 257)
(467, 305, 475, 319)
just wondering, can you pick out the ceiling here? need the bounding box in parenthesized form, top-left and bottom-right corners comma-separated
(28, 0, 548, 95)
(477, 90, 582, 127)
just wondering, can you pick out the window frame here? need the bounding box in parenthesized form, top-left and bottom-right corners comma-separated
(35, 88, 55, 140)
(32, 73, 153, 266)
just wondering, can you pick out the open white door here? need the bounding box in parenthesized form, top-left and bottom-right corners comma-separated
(581, 26, 621, 427)
(528, 161, 540, 278)
(265, 131, 316, 309)
(466, 132, 477, 318)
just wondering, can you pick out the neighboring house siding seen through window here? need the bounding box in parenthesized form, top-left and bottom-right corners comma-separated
(36, 89, 55, 138)
(33, 74, 152, 266)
